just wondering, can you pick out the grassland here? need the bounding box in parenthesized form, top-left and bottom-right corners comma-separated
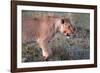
(22, 11, 90, 62)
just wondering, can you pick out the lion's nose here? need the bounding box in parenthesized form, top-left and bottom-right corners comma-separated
(63, 30, 67, 33)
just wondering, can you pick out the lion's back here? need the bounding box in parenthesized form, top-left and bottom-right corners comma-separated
(22, 16, 56, 44)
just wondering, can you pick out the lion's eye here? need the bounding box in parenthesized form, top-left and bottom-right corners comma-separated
(61, 19, 64, 24)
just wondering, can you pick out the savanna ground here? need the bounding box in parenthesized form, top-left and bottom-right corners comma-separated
(22, 10, 90, 62)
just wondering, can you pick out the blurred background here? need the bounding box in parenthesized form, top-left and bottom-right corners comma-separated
(22, 10, 90, 62)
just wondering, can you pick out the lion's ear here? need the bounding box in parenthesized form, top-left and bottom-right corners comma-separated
(61, 19, 64, 24)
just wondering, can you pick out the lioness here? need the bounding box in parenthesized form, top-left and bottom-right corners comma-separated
(22, 16, 74, 59)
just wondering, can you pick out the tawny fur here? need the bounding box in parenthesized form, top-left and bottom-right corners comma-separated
(22, 16, 74, 59)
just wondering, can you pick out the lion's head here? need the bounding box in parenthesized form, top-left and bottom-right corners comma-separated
(57, 18, 74, 38)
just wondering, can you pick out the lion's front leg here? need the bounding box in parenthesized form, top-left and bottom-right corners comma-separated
(38, 40, 52, 60)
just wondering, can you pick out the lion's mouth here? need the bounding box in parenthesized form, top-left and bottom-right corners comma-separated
(65, 33, 72, 38)
(66, 33, 70, 36)
(65, 33, 71, 36)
